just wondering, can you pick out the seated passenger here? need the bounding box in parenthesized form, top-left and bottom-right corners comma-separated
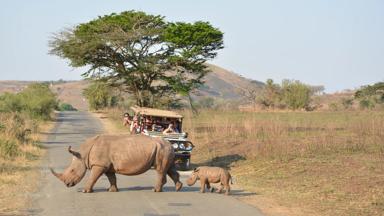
(152, 119, 163, 132)
(122, 113, 131, 127)
(130, 115, 140, 134)
(163, 122, 180, 134)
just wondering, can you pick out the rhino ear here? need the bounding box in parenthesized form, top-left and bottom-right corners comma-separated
(68, 146, 81, 159)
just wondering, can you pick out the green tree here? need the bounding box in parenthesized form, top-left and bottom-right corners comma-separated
(281, 80, 312, 110)
(355, 82, 384, 105)
(82, 81, 112, 110)
(50, 11, 224, 107)
(258, 79, 282, 108)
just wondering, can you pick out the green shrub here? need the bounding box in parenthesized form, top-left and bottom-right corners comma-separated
(58, 103, 77, 111)
(0, 83, 57, 120)
(281, 80, 312, 110)
(19, 83, 58, 119)
(0, 92, 23, 112)
(341, 98, 354, 109)
(359, 99, 375, 110)
(83, 82, 111, 110)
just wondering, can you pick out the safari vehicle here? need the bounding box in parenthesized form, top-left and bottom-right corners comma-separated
(130, 106, 194, 170)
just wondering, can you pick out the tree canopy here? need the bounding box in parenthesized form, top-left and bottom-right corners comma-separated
(50, 11, 224, 107)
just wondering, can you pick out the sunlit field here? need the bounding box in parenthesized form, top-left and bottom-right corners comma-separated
(180, 110, 384, 216)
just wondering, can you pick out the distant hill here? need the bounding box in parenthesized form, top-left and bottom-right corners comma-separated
(196, 64, 264, 99)
(0, 64, 264, 110)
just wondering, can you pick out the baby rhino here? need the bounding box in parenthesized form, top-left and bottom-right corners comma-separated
(187, 166, 232, 195)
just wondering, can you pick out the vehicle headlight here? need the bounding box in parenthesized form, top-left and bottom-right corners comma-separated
(172, 143, 178, 149)
(179, 143, 185, 150)
(185, 145, 193, 151)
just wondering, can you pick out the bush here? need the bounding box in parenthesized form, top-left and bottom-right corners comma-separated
(0, 92, 23, 112)
(0, 83, 57, 120)
(359, 99, 375, 110)
(341, 98, 354, 109)
(83, 81, 111, 110)
(281, 80, 312, 110)
(19, 83, 58, 119)
(58, 103, 77, 111)
(0, 138, 19, 158)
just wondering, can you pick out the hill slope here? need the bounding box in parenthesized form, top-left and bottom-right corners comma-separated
(0, 64, 264, 109)
(197, 64, 264, 99)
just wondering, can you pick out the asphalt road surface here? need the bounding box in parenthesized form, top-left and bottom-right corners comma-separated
(32, 111, 263, 216)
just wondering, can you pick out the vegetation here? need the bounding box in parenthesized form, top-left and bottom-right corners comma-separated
(0, 83, 56, 158)
(0, 83, 56, 213)
(82, 81, 118, 110)
(243, 79, 316, 110)
(0, 83, 57, 120)
(50, 10, 224, 108)
(281, 80, 312, 110)
(180, 110, 384, 216)
(58, 103, 77, 111)
(355, 82, 384, 110)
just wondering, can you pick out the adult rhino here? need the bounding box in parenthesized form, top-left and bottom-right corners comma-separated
(50, 134, 183, 193)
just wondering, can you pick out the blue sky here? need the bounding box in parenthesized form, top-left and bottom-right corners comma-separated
(0, 0, 383, 92)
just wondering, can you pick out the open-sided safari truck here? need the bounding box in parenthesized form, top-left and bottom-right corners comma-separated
(130, 106, 194, 170)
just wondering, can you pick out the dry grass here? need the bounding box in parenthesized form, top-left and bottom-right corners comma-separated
(0, 146, 43, 214)
(181, 110, 384, 215)
(90, 109, 128, 134)
(0, 115, 54, 215)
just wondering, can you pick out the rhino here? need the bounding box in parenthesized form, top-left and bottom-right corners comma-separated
(186, 166, 232, 195)
(50, 134, 182, 193)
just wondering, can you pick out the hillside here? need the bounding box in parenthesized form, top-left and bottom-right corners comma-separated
(0, 64, 263, 110)
(197, 64, 264, 99)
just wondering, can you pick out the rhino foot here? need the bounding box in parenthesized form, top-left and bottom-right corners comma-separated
(82, 188, 93, 193)
(175, 182, 183, 192)
(153, 187, 163, 192)
(108, 186, 118, 192)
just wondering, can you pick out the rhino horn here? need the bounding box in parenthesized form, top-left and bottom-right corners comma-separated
(68, 146, 81, 159)
(50, 167, 63, 180)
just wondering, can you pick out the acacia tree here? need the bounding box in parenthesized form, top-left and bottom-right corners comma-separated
(49, 11, 223, 107)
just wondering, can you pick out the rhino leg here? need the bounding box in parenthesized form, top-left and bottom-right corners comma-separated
(105, 172, 118, 192)
(82, 166, 104, 193)
(167, 166, 182, 192)
(199, 178, 206, 193)
(206, 182, 211, 190)
(154, 172, 166, 192)
(224, 183, 231, 195)
(216, 184, 223, 193)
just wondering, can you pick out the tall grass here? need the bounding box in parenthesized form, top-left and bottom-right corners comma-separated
(181, 110, 384, 161)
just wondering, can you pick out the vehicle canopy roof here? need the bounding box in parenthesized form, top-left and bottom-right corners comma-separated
(130, 106, 183, 119)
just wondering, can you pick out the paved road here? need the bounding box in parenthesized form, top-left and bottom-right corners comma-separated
(32, 111, 263, 216)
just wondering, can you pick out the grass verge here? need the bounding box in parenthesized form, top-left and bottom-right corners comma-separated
(0, 119, 54, 214)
